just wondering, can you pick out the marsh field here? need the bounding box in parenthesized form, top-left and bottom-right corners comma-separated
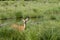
(0, 1, 60, 40)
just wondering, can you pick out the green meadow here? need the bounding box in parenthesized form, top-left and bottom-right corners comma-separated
(0, 1, 60, 40)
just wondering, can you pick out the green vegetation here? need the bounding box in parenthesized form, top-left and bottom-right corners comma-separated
(0, 0, 60, 3)
(0, 1, 60, 19)
(0, 1, 60, 40)
(0, 20, 60, 40)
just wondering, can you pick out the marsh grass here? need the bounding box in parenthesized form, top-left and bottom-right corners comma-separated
(0, 1, 60, 40)
(0, 20, 60, 40)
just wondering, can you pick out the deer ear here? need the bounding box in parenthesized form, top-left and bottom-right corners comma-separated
(25, 18, 28, 21)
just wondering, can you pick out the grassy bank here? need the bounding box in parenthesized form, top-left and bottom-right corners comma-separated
(0, 1, 60, 19)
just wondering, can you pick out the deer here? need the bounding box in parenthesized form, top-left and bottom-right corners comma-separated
(11, 18, 28, 31)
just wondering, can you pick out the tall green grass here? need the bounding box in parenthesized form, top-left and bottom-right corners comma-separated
(0, 1, 60, 19)
(0, 20, 60, 40)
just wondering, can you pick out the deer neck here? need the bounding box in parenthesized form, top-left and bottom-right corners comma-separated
(24, 22, 26, 28)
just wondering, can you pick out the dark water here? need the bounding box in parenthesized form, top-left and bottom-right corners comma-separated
(0, 18, 41, 27)
(0, 19, 16, 27)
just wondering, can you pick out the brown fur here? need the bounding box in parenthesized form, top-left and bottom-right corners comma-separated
(11, 24, 25, 31)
